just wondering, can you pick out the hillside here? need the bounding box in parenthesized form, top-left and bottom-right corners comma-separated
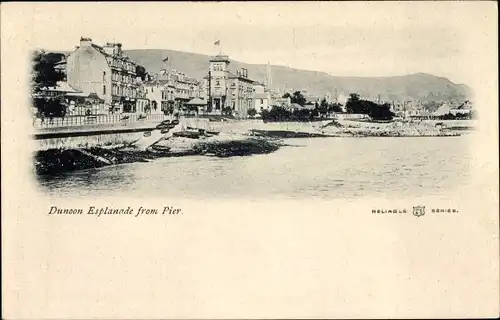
(53, 48, 472, 102)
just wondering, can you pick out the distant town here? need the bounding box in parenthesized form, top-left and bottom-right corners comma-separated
(31, 37, 474, 128)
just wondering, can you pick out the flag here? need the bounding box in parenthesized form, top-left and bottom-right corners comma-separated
(214, 40, 220, 46)
(162, 57, 169, 62)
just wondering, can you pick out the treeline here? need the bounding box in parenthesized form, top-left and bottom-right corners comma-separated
(345, 93, 395, 120)
(437, 112, 476, 120)
(260, 101, 343, 122)
(260, 91, 393, 122)
(261, 106, 319, 122)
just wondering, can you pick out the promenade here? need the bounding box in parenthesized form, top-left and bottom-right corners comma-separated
(33, 113, 172, 138)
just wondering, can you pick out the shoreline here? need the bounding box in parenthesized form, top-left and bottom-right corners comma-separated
(34, 136, 282, 176)
(33, 119, 472, 176)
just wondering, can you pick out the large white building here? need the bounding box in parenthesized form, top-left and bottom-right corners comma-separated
(66, 37, 139, 113)
(143, 68, 203, 115)
(203, 55, 256, 117)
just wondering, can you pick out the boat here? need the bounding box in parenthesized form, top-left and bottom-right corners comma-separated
(173, 131, 200, 139)
(156, 123, 170, 130)
(150, 144, 171, 152)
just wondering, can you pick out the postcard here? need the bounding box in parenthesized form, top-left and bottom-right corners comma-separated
(1, 1, 498, 319)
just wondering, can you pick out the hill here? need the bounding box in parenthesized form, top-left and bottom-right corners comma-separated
(51, 48, 473, 102)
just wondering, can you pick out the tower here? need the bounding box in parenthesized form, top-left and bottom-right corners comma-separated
(208, 54, 230, 112)
(265, 61, 272, 88)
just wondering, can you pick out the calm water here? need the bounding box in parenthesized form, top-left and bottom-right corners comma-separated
(38, 136, 473, 200)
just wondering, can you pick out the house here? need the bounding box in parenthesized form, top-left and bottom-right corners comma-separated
(271, 96, 291, 108)
(303, 102, 316, 110)
(252, 81, 270, 112)
(143, 80, 168, 114)
(289, 103, 304, 110)
(66, 37, 139, 114)
(253, 92, 270, 112)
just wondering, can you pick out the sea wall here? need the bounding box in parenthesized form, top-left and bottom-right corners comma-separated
(35, 132, 145, 151)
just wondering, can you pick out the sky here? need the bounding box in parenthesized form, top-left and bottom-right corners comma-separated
(12, 1, 497, 85)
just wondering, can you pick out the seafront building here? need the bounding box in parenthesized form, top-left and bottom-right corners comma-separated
(143, 79, 167, 114)
(252, 81, 271, 112)
(143, 67, 203, 115)
(203, 54, 256, 117)
(66, 37, 139, 113)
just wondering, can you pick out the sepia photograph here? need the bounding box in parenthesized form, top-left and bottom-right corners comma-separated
(2, 1, 498, 319)
(29, 3, 477, 201)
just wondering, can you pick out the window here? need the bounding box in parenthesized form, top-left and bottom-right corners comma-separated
(103, 71, 106, 81)
(103, 85, 106, 95)
(260, 99, 264, 104)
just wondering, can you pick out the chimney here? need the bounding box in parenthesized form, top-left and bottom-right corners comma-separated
(103, 42, 114, 55)
(240, 68, 248, 78)
(113, 43, 122, 55)
(80, 37, 92, 47)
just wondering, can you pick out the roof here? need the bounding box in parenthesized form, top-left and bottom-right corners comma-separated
(186, 98, 207, 105)
(41, 81, 80, 93)
(290, 103, 303, 109)
(185, 77, 199, 84)
(229, 74, 254, 82)
(88, 43, 133, 62)
(254, 93, 268, 99)
(66, 92, 92, 97)
(143, 80, 169, 86)
(210, 55, 231, 62)
(432, 104, 451, 116)
(305, 96, 321, 102)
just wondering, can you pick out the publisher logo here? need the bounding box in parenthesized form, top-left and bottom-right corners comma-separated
(413, 206, 426, 217)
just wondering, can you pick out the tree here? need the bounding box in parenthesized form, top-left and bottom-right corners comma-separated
(345, 92, 394, 120)
(292, 91, 306, 106)
(31, 50, 64, 93)
(329, 102, 343, 113)
(282, 92, 292, 99)
(262, 106, 292, 122)
(318, 98, 329, 117)
(346, 93, 376, 114)
(345, 93, 364, 114)
(31, 51, 66, 117)
(247, 108, 257, 117)
(135, 65, 148, 81)
(369, 103, 395, 120)
(222, 106, 233, 116)
(349, 93, 360, 103)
